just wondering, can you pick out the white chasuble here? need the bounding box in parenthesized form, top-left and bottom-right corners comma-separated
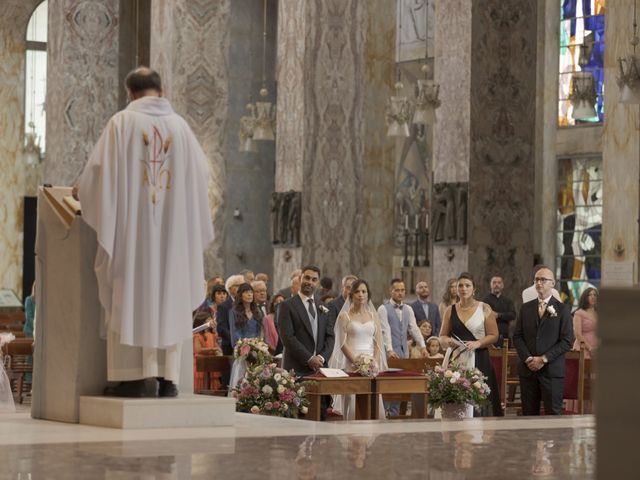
(79, 96, 213, 380)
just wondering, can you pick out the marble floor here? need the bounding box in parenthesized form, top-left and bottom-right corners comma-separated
(0, 408, 595, 479)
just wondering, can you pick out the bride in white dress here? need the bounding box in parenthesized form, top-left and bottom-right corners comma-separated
(329, 279, 387, 420)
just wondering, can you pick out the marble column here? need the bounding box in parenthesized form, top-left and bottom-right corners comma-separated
(150, 0, 230, 278)
(0, 0, 44, 298)
(433, 0, 537, 301)
(275, 0, 394, 297)
(45, 0, 120, 186)
(601, 0, 640, 286)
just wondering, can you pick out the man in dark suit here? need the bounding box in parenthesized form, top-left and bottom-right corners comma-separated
(327, 274, 358, 333)
(410, 280, 442, 336)
(513, 266, 574, 415)
(483, 276, 516, 347)
(216, 274, 245, 356)
(279, 265, 335, 378)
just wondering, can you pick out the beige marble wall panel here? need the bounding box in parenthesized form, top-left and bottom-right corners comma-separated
(468, 0, 537, 300)
(433, 0, 472, 184)
(360, 0, 395, 300)
(602, 0, 640, 285)
(301, 0, 366, 281)
(150, 0, 230, 278)
(0, 1, 41, 297)
(275, 0, 306, 193)
(432, 0, 472, 296)
(45, 0, 120, 186)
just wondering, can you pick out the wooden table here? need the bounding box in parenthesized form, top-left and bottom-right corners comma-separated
(373, 374, 429, 419)
(302, 376, 373, 421)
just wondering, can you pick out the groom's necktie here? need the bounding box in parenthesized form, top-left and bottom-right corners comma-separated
(307, 299, 317, 344)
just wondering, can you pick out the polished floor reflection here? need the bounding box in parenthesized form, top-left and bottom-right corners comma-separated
(0, 414, 595, 479)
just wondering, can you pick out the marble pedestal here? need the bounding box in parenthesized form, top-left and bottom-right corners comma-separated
(32, 187, 195, 425)
(79, 394, 236, 429)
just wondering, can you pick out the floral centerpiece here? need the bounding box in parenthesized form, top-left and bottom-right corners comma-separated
(232, 362, 311, 418)
(426, 364, 490, 415)
(233, 338, 272, 365)
(353, 354, 379, 377)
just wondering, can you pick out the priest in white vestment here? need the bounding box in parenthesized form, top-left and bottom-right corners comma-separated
(77, 67, 213, 397)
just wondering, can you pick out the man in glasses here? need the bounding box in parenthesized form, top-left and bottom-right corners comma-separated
(513, 266, 574, 415)
(522, 265, 561, 303)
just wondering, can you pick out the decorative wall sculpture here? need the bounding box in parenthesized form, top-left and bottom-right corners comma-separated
(271, 191, 301, 247)
(432, 182, 467, 245)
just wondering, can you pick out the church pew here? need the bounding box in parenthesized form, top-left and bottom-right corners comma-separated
(195, 354, 233, 396)
(4, 338, 34, 404)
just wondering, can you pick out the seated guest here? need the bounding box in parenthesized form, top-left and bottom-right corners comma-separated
(262, 297, 281, 353)
(572, 287, 598, 358)
(409, 321, 433, 358)
(192, 311, 222, 393)
(229, 283, 264, 348)
(425, 336, 444, 359)
(228, 283, 264, 393)
(217, 274, 246, 356)
(321, 293, 336, 306)
(194, 284, 228, 324)
(438, 278, 459, 319)
(410, 280, 442, 335)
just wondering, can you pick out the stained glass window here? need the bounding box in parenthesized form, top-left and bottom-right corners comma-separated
(558, 0, 605, 126)
(25, 1, 47, 156)
(556, 155, 602, 307)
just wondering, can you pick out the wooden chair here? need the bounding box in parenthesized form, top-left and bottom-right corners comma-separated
(195, 354, 233, 396)
(563, 348, 592, 414)
(4, 338, 34, 404)
(384, 357, 441, 417)
(504, 348, 522, 415)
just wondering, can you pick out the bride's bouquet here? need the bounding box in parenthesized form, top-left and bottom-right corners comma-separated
(353, 355, 379, 378)
(232, 362, 311, 418)
(233, 338, 272, 365)
(425, 364, 490, 408)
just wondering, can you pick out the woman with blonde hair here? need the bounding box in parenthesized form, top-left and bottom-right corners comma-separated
(439, 278, 459, 318)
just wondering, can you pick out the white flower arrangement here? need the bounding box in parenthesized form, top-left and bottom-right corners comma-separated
(546, 305, 557, 318)
(318, 304, 329, 314)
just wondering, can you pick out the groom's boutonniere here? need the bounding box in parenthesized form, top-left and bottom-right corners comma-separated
(546, 305, 557, 318)
(318, 305, 329, 314)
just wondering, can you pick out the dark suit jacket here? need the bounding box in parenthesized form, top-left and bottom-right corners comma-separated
(410, 299, 442, 336)
(327, 295, 346, 333)
(513, 297, 574, 378)
(279, 295, 335, 377)
(216, 297, 234, 355)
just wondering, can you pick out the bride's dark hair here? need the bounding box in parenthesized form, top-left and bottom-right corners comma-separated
(348, 279, 370, 302)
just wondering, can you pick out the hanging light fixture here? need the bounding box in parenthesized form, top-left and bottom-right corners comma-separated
(412, 64, 440, 125)
(251, 0, 275, 142)
(570, 34, 597, 120)
(238, 105, 258, 153)
(618, 0, 640, 104)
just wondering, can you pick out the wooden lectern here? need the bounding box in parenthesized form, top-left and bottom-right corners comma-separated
(32, 186, 193, 423)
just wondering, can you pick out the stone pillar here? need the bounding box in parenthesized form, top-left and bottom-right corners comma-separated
(150, 0, 230, 278)
(45, 0, 120, 186)
(601, 0, 640, 286)
(0, 0, 41, 297)
(274, 0, 394, 297)
(433, 0, 537, 301)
